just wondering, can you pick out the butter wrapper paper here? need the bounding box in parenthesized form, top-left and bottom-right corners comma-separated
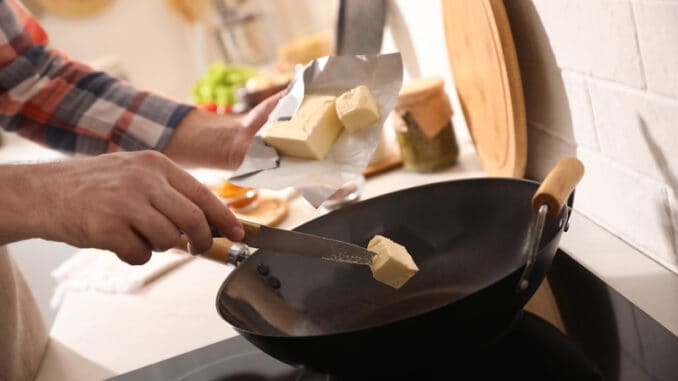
(231, 53, 403, 207)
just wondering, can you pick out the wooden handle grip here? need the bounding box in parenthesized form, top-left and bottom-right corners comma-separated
(175, 235, 235, 263)
(240, 219, 261, 244)
(176, 219, 261, 264)
(532, 157, 585, 216)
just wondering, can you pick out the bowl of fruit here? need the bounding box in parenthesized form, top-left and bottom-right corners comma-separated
(192, 62, 258, 114)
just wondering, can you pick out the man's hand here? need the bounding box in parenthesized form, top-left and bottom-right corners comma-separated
(0, 151, 243, 265)
(163, 92, 283, 169)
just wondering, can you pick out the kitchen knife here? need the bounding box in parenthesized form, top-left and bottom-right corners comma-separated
(211, 220, 376, 266)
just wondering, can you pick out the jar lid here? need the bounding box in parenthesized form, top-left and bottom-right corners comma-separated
(395, 76, 453, 139)
(397, 76, 446, 107)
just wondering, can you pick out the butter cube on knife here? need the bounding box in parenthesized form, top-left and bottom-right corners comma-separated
(368, 235, 419, 289)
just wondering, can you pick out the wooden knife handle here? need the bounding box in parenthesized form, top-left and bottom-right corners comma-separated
(532, 157, 585, 217)
(175, 235, 234, 263)
(240, 219, 261, 243)
(177, 219, 261, 264)
(210, 219, 261, 240)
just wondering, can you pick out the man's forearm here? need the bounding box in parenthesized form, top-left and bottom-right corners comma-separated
(0, 164, 48, 245)
(162, 92, 282, 170)
(162, 108, 244, 169)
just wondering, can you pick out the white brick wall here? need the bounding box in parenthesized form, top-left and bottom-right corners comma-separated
(589, 81, 678, 182)
(505, 0, 678, 273)
(576, 148, 676, 270)
(633, 0, 678, 98)
(670, 188, 678, 261)
(526, 124, 576, 180)
(525, 0, 646, 88)
(521, 61, 600, 149)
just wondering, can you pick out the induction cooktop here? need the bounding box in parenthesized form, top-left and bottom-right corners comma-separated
(109, 251, 678, 381)
(108, 310, 601, 381)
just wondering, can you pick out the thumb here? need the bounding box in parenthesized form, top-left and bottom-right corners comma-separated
(241, 90, 285, 137)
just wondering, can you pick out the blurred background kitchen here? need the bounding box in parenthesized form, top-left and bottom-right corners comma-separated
(1, 0, 471, 326)
(8, 0, 467, 133)
(1, 0, 468, 321)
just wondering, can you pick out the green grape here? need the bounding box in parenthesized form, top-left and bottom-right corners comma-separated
(192, 62, 258, 106)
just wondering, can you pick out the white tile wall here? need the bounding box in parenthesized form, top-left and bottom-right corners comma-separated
(520, 61, 576, 143)
(505, 0, 678, 274)
(633, 0, 678, 98)
(520, 60, 599, 149)
(526, 124, 577, 180)
(562, 72, 600, 150)
(588, 80, 678, 183)
(575, 148, 676, 271)
(527, 0, 646, 88)
(670, 188, 678, 264)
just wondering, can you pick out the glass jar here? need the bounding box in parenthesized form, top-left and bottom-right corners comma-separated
(393, 77, 459, 172)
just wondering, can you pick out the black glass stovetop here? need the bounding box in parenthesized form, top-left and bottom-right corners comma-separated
(108, 310, 603, 381)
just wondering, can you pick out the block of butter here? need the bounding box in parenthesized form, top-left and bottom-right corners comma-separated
(335, 85, 381, 134)
(263, 94, 343, 160)
(367, 235, 419, 289)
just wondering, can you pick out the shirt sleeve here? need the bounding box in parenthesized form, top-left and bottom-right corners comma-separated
(0, 0, 194, 155)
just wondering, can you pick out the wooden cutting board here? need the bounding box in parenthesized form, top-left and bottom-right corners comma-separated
(441, 0, 527, 178)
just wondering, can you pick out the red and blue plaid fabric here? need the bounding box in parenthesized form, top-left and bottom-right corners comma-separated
(0, 0, 193, 154)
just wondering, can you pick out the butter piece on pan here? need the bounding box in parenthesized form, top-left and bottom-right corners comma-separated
(367, 235, 419, 289)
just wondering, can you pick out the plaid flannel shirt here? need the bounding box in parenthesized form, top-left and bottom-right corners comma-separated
(0, 0, 193, 155)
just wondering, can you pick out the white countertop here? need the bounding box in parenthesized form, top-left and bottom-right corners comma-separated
(3, 135, 670, 380)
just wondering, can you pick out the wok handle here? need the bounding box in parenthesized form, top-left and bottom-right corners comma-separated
(532, 157, 585, 216)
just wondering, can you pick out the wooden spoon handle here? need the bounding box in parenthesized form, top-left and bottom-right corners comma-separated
(532, 157, 585, 216)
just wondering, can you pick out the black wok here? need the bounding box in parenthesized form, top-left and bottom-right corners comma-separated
(213, 158, 584, 376)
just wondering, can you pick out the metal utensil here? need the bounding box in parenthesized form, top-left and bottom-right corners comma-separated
(208, 220, 375, 266)
(212, 0, 274, 65)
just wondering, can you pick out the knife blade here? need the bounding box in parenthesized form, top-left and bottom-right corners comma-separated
(212, 221, 376, 266)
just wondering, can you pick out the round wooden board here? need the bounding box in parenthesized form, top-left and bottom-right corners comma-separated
(441, 0, 526, 178)
(232, 196, 288, 227)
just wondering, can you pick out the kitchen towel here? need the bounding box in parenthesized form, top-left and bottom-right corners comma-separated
(50, 248, 192, 308)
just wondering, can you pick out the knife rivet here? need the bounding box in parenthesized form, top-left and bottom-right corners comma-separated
(257, 264, 270, 276)
(268, 276, 281, 289)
